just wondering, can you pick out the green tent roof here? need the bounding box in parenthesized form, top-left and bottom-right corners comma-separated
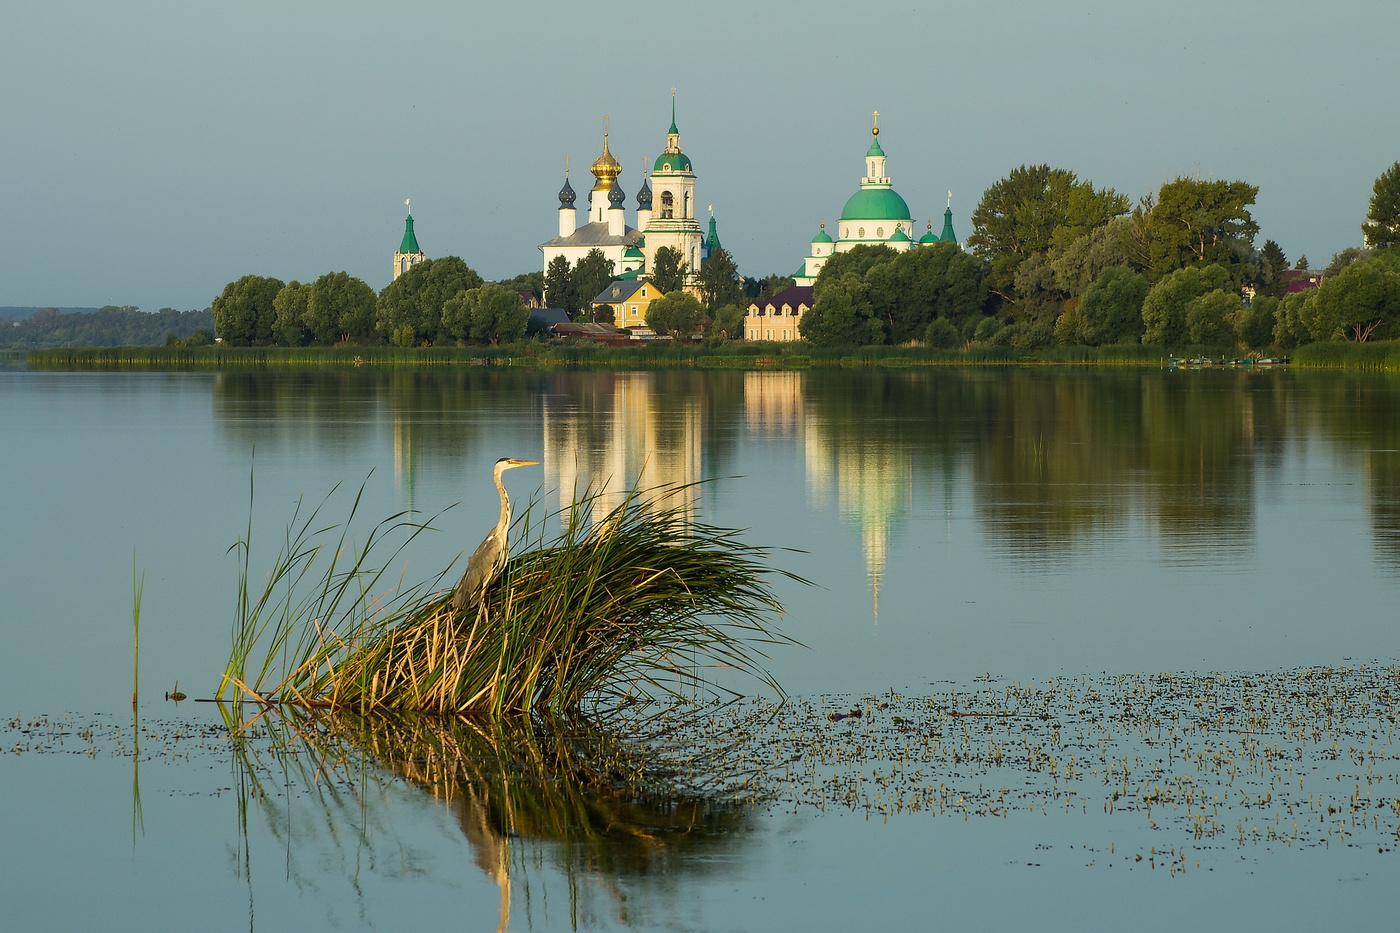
(940, 207, 957, 243)
(840, 187, 912, 222)
(866, 134, 885, 158)
(398, 214, 421, 254)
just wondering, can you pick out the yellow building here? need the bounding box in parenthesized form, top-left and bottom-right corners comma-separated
(745, 285, 813, 342)
(592, 279, 667, 330)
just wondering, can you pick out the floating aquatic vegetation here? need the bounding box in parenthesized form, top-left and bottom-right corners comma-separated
(220, 474, 801, 717)
(691, 663, 1400, 870)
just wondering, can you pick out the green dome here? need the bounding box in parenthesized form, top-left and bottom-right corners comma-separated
(812, 226, 832, 244)
(653, 152, 693, 173)
(888, 226, 911, 243)
(840, 187, 912, 222)
(866, 135, 885, 158)
(623, 245, 644, 259)
(919, 223, 939, 245)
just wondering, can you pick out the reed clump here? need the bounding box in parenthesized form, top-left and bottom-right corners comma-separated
(221, 478, 800, 718)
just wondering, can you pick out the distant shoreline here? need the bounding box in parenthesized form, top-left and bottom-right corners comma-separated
(20, 341, 1400, 372)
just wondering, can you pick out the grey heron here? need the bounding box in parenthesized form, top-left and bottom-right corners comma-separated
(453, 457, 539, 613)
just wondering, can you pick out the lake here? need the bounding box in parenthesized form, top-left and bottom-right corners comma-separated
(2, 365, 1398, 930)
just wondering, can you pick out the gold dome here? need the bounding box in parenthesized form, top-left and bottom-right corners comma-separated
(590, 133, 622, 190)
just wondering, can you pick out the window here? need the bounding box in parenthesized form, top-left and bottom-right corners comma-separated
(630, 305, 638, 318)
(876, 227, 884, 238)
(858, 227, 865, 238)
(641, 288, 647, 297)
(660, 191, 674, 219)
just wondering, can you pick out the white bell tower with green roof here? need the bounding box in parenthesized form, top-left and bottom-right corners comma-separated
(640, 90, 705, 280)
(393, 199, 426, 281)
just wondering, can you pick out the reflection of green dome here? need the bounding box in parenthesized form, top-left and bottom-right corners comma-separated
(654, 152, 693, 173)
(840, 188, 912, 222)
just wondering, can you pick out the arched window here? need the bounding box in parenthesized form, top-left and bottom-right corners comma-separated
(876, 227, 884, 238)
(660, 191, 674, 219)
(858, 227, 865, 238)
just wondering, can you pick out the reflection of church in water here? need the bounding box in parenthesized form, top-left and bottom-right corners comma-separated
(744, 372, 909, 616)
(541, 374, 703, 523)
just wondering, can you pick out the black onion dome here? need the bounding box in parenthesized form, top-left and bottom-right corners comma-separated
(637, 177, 653, 210)
(608, 182, 626, 207)
(558, 177, 576, 207)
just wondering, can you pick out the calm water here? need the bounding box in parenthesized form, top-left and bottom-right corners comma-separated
(2, 366, 1398, 930)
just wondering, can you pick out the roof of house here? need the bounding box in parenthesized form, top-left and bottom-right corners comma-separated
(751, 285, 815, 310)
(539, 222, 642, 249)
(592, 279, 658, 305)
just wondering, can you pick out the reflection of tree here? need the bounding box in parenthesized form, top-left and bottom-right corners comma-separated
(1303, 373, 1400, 570)
(229, 709, 752, 931)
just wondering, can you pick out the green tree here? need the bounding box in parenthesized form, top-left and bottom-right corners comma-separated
(571, 249, 615, 317)
(1301, 249, 1400, 341)
(1234, 295, 1278, 349)
(442, 283, 529, 345)
(1075, 265, 1148, 345)
(272, 281, 311, 346)
(866, 242, 988, 343)
(1186, 289, 1240, 346)
(1141, 263, 1232, 346)
(645, 291, 704, 338)
(307, 271, 376, 344)
(697, 247, 743, 311)
(212, 274, 284, 346)
(708, 303, 746, 341)
(376, 256, 482, 345)
(1272, 290, 1313, 348)
(1143, 177, 1259, 279)
(1257, 239, 1288, 296)
(650, 246, 686, 294)
(543, 255, 579, 314)
(969, 165, 1129, 300)
(1363, 161, 1400, 249)
(924, 317, 961, 349)
(1324, 247, 1366, 277)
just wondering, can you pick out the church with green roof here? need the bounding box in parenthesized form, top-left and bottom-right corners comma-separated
(793, 114, 959, 287)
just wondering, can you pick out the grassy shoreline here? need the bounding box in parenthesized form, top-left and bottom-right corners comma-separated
(22, 339, 1400, 371)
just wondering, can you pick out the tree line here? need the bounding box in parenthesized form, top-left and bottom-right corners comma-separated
(800, 160, 1400, 350)
(0, 306, 214, 350)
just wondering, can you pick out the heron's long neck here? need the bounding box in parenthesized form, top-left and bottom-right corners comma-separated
(494, 470, 511, 537)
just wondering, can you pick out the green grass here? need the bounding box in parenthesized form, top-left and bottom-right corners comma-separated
(220, 476, 802, 718)
(1292, 339, 1400, 371)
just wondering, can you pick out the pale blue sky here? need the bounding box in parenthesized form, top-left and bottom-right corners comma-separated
(3, 0, 1396, 311)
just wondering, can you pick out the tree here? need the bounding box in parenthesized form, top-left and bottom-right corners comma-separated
(1142, 177, 1259, 279)
(801, 272, 878, 346)
(1363, 161, 1400, 249)
(1185, 289, 1240, 346)
(1233, 295, 1278, 350)
(376, 256, 482, 346)
(1325, 247, 1366, 278)
(1075, 265, 1148, 345)
(697, 247, 743, 311)
(969, 165, 1129, 300)
(1141, 263, 1232, 346)
(272, 281, 311, 346)
(650, 246, 686, 294)
(1257, 240, 1288, 296)
(708, 303, 746, 342)
(442, 284, 529, 345)
(865, 242, 988, 343)
(543, 255, 579, 314)
(645, 291, 704, 338)
(1301, 249, 1400, 341)
(212, 275, 284, 346)
(307, 271, 376, 344)
(571, 249, 615, 317)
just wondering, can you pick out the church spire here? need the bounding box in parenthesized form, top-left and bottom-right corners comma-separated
(394, 199, 425, 280)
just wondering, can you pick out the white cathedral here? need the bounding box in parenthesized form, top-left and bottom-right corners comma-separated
(792, 113, 958, 287)
(539, 96, 718, 304)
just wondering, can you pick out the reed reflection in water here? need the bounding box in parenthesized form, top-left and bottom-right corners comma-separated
(227, 708, 754, 931)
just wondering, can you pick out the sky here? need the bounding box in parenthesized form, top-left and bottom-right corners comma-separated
(3, 0, 1397, 312)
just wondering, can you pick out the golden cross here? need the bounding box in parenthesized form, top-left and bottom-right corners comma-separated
(872, 109, 879, 127)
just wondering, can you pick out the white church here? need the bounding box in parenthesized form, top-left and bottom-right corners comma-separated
(539, 96, 717, 304)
